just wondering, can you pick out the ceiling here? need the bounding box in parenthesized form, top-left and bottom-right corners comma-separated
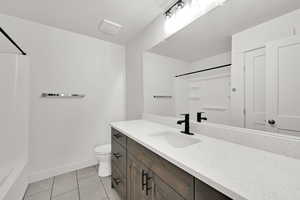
(151, 0, 300, 62)
(0, 0, 174, 45)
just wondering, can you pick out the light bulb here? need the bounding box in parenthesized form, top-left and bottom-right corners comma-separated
(177, 0, 185, 9)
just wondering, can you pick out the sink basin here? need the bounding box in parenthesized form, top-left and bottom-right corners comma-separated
(150, 131, 200, 148)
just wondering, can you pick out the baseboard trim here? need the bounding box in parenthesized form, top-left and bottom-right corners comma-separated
(1, 160, 28, 200)
(28, 159, 97, 183)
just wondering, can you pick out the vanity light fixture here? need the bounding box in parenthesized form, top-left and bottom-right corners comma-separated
(177, 0, 185, 9)
(164, 0, 185, 17)
(165, 10, 173, 18)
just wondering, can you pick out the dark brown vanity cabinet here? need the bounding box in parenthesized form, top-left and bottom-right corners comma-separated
(112, 165, 127, 200)
(127, 154, 152, 200)
(111, 129, 127, 200)
(127, 136, 194, 200)
(152, 174, 185, 200)
(111, 128, 232, 200)
(127, 153, 183, 200)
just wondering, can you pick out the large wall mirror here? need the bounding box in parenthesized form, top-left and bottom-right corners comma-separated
(142, 0, 300, 137)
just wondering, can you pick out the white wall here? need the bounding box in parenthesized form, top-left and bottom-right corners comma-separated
(0, 14, 126, 182)
(190, 52, 231, 71)
(126, 0, 226, 119)
(0, 54, 30, 200)
(231, 9, 300, 127)
(142, 51, 232, 122)
(143, 113, 300, 160)
(143, 52, 189, 116)
(174, 52, 232, 124)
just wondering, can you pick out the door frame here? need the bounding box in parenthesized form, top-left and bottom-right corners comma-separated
(244, 47, 266, 130)
(242, 45, 266, 128)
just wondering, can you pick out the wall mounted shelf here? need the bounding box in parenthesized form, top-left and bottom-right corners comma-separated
(41, 93, 85, 98)
(153, 95, 172, 99)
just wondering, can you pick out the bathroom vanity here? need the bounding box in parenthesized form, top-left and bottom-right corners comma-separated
(110, 127, 231, 200)
(110, 120, 300, 200)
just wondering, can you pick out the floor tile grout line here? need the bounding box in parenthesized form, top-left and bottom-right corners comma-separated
(51, 188, 79, 199)
(75, 170, 81, 200)
(28, 167, 104, 200)
(99, 176, 111, 200)
(51, 171, 79, 198)
(49, 176, 55, 200)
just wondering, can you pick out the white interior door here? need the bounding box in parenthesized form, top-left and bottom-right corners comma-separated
(245, 48, 266, 131)
(266, 36, 300, 136)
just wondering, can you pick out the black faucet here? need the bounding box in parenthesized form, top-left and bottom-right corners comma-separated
(197, 112, 207, 123)
(177, 114, 194, 135)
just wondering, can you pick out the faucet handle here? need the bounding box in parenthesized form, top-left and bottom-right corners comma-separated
(197, 112, 207, 122)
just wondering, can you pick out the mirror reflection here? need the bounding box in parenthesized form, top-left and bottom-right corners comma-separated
(143, 0, 300, 137)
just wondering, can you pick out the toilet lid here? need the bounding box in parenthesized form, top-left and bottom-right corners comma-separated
(94, 144, 111, 154)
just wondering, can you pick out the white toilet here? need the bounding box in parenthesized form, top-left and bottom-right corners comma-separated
(94, 144, 111, 177)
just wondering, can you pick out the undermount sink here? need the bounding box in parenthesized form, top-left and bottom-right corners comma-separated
(150, 131, 201, 148)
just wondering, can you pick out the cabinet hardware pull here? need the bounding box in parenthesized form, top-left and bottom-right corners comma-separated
(113, 133, 122, 139)
(142, 170, 147, 190)
(145, 174, 152, 196)
(113, 177, 121, 185)
(113, 153, 122, 159)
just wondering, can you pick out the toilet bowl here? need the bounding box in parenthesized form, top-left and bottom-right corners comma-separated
(94, 144, 111, 177)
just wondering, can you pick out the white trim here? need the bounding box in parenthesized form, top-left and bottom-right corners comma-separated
(237, 45, 266, 128)
(28, 159, 97, 183)
(0, 160, 27, 200)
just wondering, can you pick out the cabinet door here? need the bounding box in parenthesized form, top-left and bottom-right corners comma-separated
(152, 174, 184, 200)
(127, 155, 152, 200)
(127, 138, 194, 200)
(266, 35, 300, 136)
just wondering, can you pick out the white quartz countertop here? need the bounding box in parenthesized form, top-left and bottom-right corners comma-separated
(110, 120, 300, 200)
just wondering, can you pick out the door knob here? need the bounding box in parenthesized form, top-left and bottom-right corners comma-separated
(142, 170, 147, 191)
(268, 119, 276, 125)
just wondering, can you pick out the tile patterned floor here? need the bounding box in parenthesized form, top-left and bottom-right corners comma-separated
(24, 166, 121, 200)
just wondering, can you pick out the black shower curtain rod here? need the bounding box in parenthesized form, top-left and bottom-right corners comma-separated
(175, 64, 231, 77)
(0, 27, 26, 55)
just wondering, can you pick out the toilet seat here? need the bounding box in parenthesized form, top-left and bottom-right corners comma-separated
(94, 144, 111, 155)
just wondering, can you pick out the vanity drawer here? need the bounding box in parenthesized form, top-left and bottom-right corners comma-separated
(112, 138, 126, 176)
(111, 128, 127, 148)
(127, 138, 194, 200)
(112, 165, 127, 200)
